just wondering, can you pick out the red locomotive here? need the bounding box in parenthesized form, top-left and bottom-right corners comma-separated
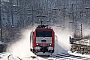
(30, 25, 55, 54)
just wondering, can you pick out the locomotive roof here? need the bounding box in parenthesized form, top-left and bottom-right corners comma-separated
(36, 25, 53, 30)
(37, 25, 51, 28)
(37, 25, 48, 28)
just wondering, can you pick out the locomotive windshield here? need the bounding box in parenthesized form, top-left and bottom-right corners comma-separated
(36, 31, 52, 37)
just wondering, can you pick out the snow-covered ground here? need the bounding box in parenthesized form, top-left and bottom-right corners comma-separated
(0, 26, 90, 60)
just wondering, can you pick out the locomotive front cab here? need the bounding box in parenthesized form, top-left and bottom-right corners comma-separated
(33, 26, 54, 53)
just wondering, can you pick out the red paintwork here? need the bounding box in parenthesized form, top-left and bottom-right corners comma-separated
(36, 28, 53, 31)
(39, 43, 48, 46)
(33, 31, 36, 49)
(52, 30, 54, 48)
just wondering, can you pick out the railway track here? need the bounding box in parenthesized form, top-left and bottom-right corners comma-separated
(50, 53, 88, 60)
(0, 52, 90, 60)
(36, 53, 90, 60)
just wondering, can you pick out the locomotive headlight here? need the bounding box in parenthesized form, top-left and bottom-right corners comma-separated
(49, 44, 51, 46)
(36, 44, 39, 45)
